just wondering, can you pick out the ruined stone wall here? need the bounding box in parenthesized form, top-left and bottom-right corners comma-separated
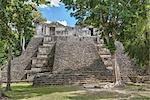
(2, 37, 43, 81)
(115, 41, 135, 82)
(115, 41, 150, 82)
(53, 39, 102, 72)
(51, 35, 97, 43)
(33, 38, 113, 86)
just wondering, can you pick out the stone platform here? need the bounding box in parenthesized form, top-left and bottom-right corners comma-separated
(33, 39, 114, 86)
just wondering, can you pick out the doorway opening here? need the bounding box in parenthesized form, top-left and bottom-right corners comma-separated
(89, 28, 94, 36)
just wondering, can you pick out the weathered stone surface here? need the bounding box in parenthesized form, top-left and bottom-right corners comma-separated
(27, 40, 55, 80)
(33, 38, 113, 86)
(33, 68, 113, 86)
(53, 39, 105, 72)
(1, 37, 43, 81)
(115, 41, 149, 82)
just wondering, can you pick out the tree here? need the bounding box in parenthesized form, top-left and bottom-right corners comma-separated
(62, 0, 150, 87)
(5, 45, 12, 91)
(0, 0, 13, 92)
(11, 0, 35, 53)
(0, 0, 47, 92)
(0, 0, 38, 91)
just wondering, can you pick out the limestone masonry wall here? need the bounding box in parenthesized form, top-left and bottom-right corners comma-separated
(33, 39, 113, 86)
(2, 37, 43, 81)
(53, 39, 103, 72)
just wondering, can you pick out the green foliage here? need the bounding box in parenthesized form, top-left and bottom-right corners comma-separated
(0, 0, 48, 66)
(31, 0, 49, 5)
(0, 0, 37, 66)
(62, 0, 150, 67)
(11, 0, 35, 51)
(0, 40, 8, 65)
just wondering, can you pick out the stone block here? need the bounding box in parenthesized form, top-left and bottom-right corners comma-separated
(44, 36, 52, 42)
(38, 46, 52, 54)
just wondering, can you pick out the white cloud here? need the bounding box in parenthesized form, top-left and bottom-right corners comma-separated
(49, 0, 61, 7)
(45, 20, 67, 26)
(45, 20, 52, 24)
(39, 4, 48, 8)
(57, 20, 68, 26)
(39, 0, 61, 8)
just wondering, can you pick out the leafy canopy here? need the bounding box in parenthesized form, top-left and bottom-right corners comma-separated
(0, 0, 44, 66)
(62, 0, 150, 67)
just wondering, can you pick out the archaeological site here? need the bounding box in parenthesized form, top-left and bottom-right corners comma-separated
(1, 22, 149, 86)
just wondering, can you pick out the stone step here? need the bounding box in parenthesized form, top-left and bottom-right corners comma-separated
(99, 51, 110, 55)
(100, 48, 110, 52)
(37, 54, 49, 58)
(32, 58, 48, 65)
(41, 67, 52, 72)
(100, 55, 111, 58)
(33, 74, 114, 86)
(27, 68, 42, 73)
(37, 50, 54, 56)
(38, 46, 53, 54)
(35, 64, 44, 68)
(43, 42, 56, 46)
(27, 69, 42, 81)
(35, 74, 114, 79)
(32, 63, 44, 68)
(30, 68, 42, 73)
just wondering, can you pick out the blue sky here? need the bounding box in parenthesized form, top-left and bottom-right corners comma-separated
(38, 3, 76, 27)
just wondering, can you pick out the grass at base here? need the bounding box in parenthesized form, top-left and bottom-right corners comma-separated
(3, 83, 80, 100)
(2, 82, 150, 100)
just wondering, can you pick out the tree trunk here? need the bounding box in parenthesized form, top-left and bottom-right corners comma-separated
(22, 36, 25, 52)
(103, 52, 123, 89)
(103, 42, 124, 89)
(113, 53, 122, 86)
(0, 64, 2, 98)
(20, 29, 25, 53)
(5, 45, 12, 91)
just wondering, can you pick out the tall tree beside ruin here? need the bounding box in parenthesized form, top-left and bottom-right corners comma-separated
(0, 0, 39, 91)
(62, 0, 150, 86)
(12, 0, 46, 53)
(0, 0, 45, 66)
(0, 0, 13, 92)
(12, 0, 34, 53)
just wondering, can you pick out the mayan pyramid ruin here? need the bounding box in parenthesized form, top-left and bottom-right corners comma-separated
(2, 22, 116, 85)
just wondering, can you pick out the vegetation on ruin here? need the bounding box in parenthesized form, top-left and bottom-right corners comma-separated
(62, 0, 150, 68)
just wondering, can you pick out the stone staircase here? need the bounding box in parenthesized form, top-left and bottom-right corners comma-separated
(27, 36, 114, 83)
(27, 35, 56, 81)
(1, 37, 43, 82)
(96, 39, 114, 72)
(33, 37, 114, 86)
(33, 69, 113, 86)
